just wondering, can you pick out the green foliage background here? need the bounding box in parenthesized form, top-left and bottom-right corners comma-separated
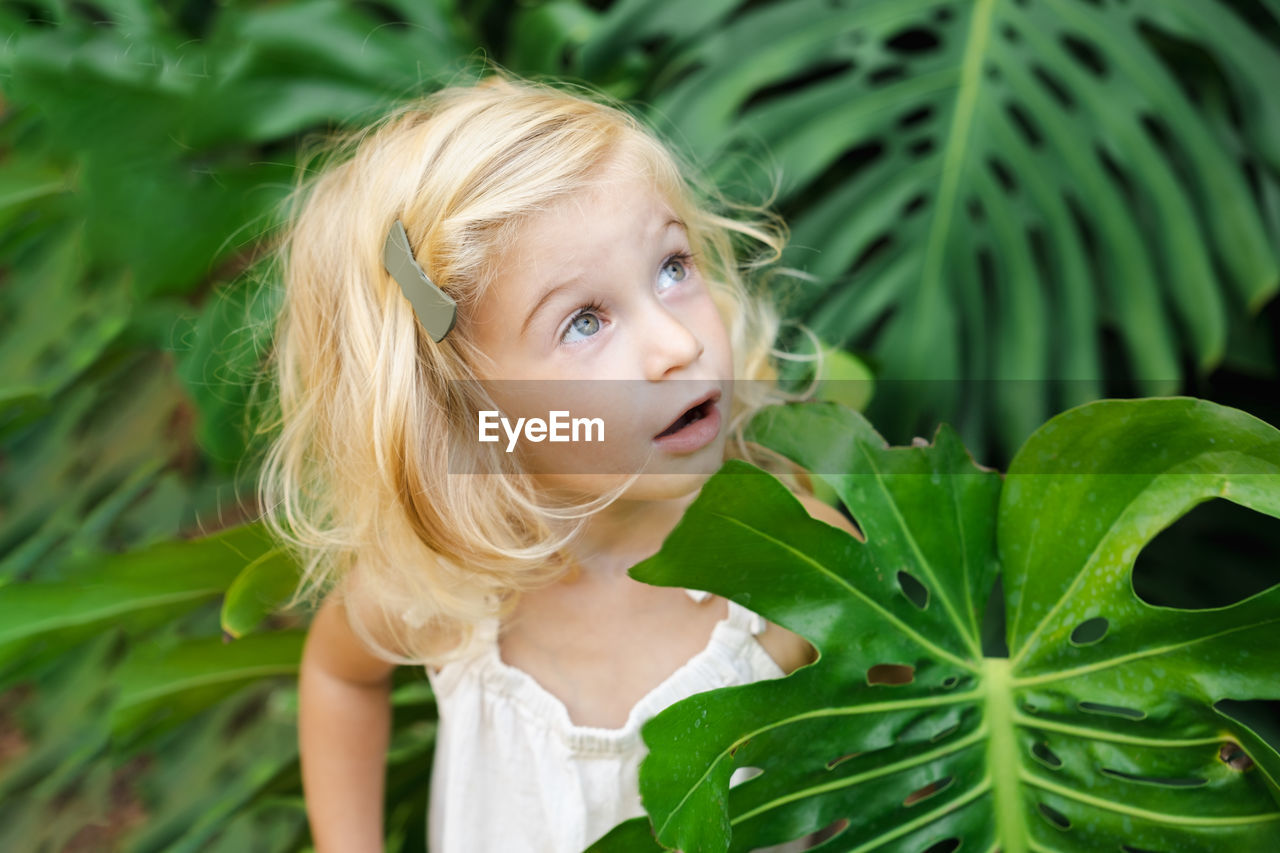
(1, 0, 1278, 850)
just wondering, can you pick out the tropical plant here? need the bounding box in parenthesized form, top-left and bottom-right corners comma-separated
(551, 0, 1280, 456)
(3, 1, 1279, 851)
(589, 396, 1280, 851)
(0, 2, 479, 847)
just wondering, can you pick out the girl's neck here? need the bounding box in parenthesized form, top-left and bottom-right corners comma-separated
(565, 489, 700, 579)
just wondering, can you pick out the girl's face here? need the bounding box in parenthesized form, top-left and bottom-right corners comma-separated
(467, 151, 734, 502)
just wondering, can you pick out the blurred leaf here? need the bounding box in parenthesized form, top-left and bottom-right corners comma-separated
(122, 681, 302, 853)
(111, 630, 304, 740)
(0, 153, 67, 233)
(507, 1, 599, 75)
(221, 547, 301, 639)
(177, 268, 282, 468)
(815, 344, 874, 413)
(0, 351, 190, 585)
(0, 631, 122, 851)
(199, 798, 308, 853)
(0, 523, 276, 662)
(576, 0, 1280, 456)
(0, 224, 130, 400)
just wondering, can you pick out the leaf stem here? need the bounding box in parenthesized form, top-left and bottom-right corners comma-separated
(984, 657, 1028, 853)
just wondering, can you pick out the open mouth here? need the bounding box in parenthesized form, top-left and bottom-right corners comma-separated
(656, 394, 718, 438)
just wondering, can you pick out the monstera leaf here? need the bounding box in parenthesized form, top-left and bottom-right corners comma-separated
(591, 398, 1280, 851)
(573, 0, 1280, 452)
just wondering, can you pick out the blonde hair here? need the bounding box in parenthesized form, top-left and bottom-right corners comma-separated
(254, 73, 819, 666)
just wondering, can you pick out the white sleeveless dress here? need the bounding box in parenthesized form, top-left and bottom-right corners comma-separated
(424, 589, 803, 852)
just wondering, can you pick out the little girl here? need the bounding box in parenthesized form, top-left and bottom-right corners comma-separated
(257, 73, 861, 852)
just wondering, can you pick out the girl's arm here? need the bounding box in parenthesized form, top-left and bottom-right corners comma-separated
(299, 593, 398, 853)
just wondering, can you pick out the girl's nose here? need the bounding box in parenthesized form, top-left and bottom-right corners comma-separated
(642, 301, 703, 381)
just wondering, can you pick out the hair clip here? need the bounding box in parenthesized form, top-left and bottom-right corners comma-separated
(383, 219, 457, 342)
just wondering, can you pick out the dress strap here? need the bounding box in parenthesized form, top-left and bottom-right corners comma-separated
(725, 598, 768, 636)
(686, 590, 767, 635)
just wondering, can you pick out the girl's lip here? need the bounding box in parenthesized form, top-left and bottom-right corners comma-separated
(652, 399, 721, 453)
(654, 389, 722, 438)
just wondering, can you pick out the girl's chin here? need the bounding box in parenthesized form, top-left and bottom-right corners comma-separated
(531, 469, 716, 504)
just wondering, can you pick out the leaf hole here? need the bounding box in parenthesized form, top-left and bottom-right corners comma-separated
(1060, 32, 1108, 78)
(1004, 101, 1043, 148)
(1218, 743, 1255, 772)
(987, 157, 1017, 194)
(1099, 767, 1206, 788)
(903, 776, 953, 807)
(867, 664, 915, 686)
(902, 194, 927, 217)
(1069, 616, 1109, 646)
(793, 138, 885, 246)
(741, 60, 856, 112)
(843, 233, 892, 283)
(868, 65, 907, 85)
(728, 765, 763, 786)
(811, 818, 851, 844)
(940, 675, 960, 689)
(826, 751, 861, 770)
(922, 839, 960, 853)
(1037, 802, 1071, 830)
(1031, 63, 1075, 110)
(1121, 846, 1164, 853)
(1078, 701, 1145, 721)
(1027, 226, 1050, 293)
(907, 138, 935, 160)
(898, 106, 934, 130)
(999, 23, 1019, 44)
(897, 570, 929, 609)
(1031, 741, 1063, 769)
(977, 247, 997, 309)
(1133, 499, 1280, 610)
(930, 723, 960, 743)
(965, 196, 984, 224)
(884, 27, 941, 56)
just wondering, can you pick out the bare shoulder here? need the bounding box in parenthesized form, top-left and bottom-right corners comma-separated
(755, 490, 863, 674)
(302, 593, 399, 686)
(794, 489, 864, 542)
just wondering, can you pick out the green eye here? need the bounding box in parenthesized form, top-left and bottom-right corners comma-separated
(660, 256, 689, 288)
(562, 303, 605, 343)
(571, 313, 600, 336)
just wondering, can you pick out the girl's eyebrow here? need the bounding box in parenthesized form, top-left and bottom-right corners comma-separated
(518, 217, 687, 338)
(520, 274, 585, 338)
